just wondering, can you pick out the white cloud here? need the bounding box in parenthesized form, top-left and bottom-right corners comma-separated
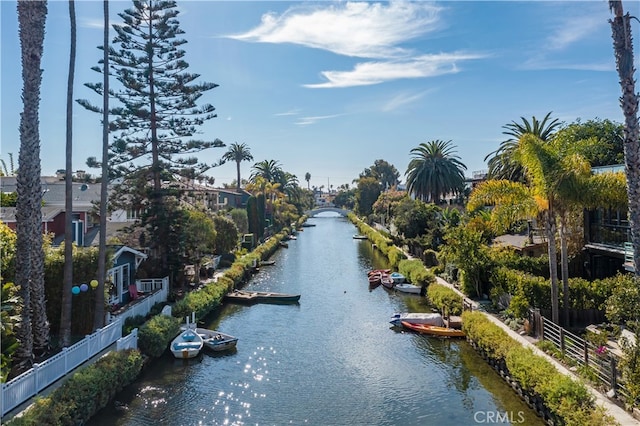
(522, 7, 611, 71)
(227, 1, 444, 59)
(305, 52, 486, 88)
(521, 60, 613, 72)
(545, 14, 603, 52)
(381, 90, 432, 112)
(295, 114, 343, 126)
(274, 109, 301, 116)
(79, 18, 104, 30)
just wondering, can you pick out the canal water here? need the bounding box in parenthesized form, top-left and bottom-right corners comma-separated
(89, 214, 542, 426)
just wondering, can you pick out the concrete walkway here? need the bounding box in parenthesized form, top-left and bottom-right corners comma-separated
(434, 276, 639, 425)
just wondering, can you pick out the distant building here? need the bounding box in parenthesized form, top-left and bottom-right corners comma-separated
(0, 175, 251, 248)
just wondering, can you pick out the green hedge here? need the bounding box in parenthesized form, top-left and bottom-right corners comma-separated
(462, 311, 614, 426)
(7, 349, 143, 426)
(348, 213, 406, 267)
(426, 283, 463, 316)
(138, 314, 180, 358)
(490, 267, 624, 317)
(398, 259, 434, 286)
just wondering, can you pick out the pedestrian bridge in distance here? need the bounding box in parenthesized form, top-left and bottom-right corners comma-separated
(305, 206, 350, 217)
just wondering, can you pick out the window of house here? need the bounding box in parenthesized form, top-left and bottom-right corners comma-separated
(127, 208, 142, 220)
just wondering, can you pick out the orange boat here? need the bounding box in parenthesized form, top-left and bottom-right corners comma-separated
(401, 321, 465, 338)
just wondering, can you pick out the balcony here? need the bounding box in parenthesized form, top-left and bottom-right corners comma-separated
(624, 242, 635, 272)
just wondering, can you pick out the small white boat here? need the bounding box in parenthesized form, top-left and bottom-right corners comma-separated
(390, 312, 444, 327)
(170, 328, 204, 359)
(395, 283, 422, 294)
(194, 328, 238, 352)
(353, 234, 368, 240)
(389, 272, 405, 284)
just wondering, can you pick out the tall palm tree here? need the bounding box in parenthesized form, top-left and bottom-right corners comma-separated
(60, 0, 77, 347)
(610, 0, 640, 275)
(484, 113, 561, 182)
(405, 140, 467, 204)
(15, 0, 49, 368)
(94, 0, 110, 330)
(469, 134, 627, 325)
(250, 160, 283, 184)
(222, 142, 253, 193)
(305, 172, 311, 190)
(279, 172, 300, 202)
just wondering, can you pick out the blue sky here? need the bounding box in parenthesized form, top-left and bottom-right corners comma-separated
(1, 1, 638, 190)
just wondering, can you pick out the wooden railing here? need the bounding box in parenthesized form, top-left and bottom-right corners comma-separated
(106, 277, 169, 325)
(528, 309, 631, 405)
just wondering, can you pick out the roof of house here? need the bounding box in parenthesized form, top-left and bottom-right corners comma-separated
(75, 221, 135, 246)
(0, 206, 62, 223)
(492, 233, 546, 250)
(1, 176, 100, 209)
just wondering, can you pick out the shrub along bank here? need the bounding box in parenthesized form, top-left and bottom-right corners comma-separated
(6, 349, 143, 426)
(397, 258, 434, 286)
(462, 311, 614, 426)
(348, 213, 406, 267)
(426, 283, 463, 316)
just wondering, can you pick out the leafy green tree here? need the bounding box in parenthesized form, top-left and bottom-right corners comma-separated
(15, 0, 50, 368)
(0, 192, 17, 207)
(0, 222, 19, 378)
(440, 224, 492, 298)
(229, 208, 249, 235)
(78, 0, 224, 275)
(333, 188, 356, 210)
(257, 193, 266, 238)
(560, 118, 624, 167)
(405, 140, 467, 204)
(605, 275, 640, 326)
(392, 198, 444, 253)
(247, 196, 259, 238)
(355, 177, 381, 217)
(222, 143, 253, 193)
(213, 215, 239, 254)
(360, 159, 400, 190)
(183, 210, 216, 280)
(0, 222, 17, 283)
(372, 189, 406, 225)
(610, 0, 640, 276)
(485, 112, 561, 182)
(1, 282, 19, 382)
(141, 196, 186, 284)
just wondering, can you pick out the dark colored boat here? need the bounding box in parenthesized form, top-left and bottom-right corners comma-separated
(225, 290, 301, 304)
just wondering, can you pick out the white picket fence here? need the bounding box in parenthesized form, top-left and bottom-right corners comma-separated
(1, 319, 127, 418)
(0, 277, 169, 419)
